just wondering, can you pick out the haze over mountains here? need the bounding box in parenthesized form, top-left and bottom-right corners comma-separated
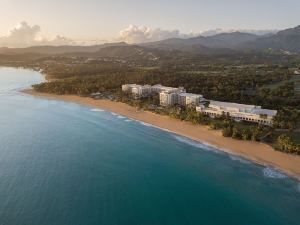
(0, 25, 300, 57)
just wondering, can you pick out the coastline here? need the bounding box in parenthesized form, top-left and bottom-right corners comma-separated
(23, 88, 300, 179)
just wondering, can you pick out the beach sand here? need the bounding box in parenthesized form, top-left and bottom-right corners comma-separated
(23, 89, 300, 178)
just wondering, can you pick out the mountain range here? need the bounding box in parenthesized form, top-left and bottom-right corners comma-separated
(0, 25, 300, 57)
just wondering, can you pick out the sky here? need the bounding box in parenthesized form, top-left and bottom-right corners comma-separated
(0, 0, 299, 47)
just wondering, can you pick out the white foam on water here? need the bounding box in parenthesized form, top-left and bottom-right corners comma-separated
(263, 167, 287, 179)
(90, 108, 105, 112)
(107, 111, 127, 119)
(137, 121, 172, 133)
(229, 155, 251, 164)
(124, 119, 132, 122)
(172, 135, 222, 154)
(139, 121, 155, 127)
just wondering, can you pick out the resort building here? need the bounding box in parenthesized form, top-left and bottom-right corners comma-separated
(122, 84, 138, 92)
(196, 101, 277, 125)
(131, 85, 152, 98)
(151, 84, 186, 94)
(122, 84, 151, 99)
(122, 84, 278, 125)
(178, 93, 204, 107)
(159, 91, 180, 107)
(122, 84, 187, 103)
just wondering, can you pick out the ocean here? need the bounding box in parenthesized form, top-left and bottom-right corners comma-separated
(0, 67, 299, 225)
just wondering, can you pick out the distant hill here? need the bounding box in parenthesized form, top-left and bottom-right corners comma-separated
(0, 42, 128, 55)
(0, 25, 300, 56)
(140, 32, 260, 54)
(239, 25, 300, 53)
(141, 26, 300, 54)
(63, 45, 163, 61)
(205, 32, 259, 48)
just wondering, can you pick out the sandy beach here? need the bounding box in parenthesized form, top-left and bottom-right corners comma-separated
(23, 89, 300, 178)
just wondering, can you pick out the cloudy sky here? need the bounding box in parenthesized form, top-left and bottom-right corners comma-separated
(0, 0, 299, 47)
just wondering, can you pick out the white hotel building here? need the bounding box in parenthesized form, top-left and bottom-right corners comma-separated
(122, 84, 278, 125)
(196, 101, 277, 125)
(122, 84, 187, 105)
(178, 93, 204, 107)
(151, 84, 186, 94)
(159, 91, 204, 107)
(122, 84, 152, 99)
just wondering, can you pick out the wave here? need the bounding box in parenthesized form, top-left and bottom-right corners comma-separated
(111, 112, 118, 116)
(172, 135, 221, 154)
(139, 121, 156, 127)
(90, 108, 104, 112)
(263, 167, 287, 179)
(229, 155, 251, 164)
(138, 121, 172, 133)
(124, 119, 132, 122)
(117, 115, 126, 119)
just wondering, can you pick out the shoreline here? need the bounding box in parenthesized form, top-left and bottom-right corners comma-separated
(23, 88, 300, 179)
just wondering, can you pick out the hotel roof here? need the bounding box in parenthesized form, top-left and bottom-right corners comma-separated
(209, 101, 277, 116)
(179, 93, 203, 97)
(210, 101, 258, 110)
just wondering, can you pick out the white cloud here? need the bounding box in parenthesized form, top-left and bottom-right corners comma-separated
(118, 25, 198, 43)
(0, 21, 75, 48)
(0, 22, 280, 47)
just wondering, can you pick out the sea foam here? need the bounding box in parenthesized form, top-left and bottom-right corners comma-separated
(229, 155, 251, 164)
(90, 108, 104, 112)
(139, 121, 156, 127)
(172, 135, 222, 154)
(263, 167, 287, 179)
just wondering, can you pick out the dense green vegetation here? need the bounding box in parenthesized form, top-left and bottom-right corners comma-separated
(1, 50, 300, 155)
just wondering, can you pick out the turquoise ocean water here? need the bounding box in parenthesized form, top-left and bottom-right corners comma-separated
(0, 67, 299, 225)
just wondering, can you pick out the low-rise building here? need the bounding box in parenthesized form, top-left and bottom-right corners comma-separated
(196, 101, 277, 125)
(178, 93, 204, 107)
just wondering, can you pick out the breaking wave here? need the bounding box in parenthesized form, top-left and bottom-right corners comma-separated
(138, 121, 171, 133)
(229, 155, 251, 164)
(117, 115, 126, 119)
(263, 167, 287, 179)
(172, 135, 222, 154)
(139, 121, 156, 127)
(90, 108, 104, 112)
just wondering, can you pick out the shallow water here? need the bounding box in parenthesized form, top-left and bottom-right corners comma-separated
(0, 67, 299, 225)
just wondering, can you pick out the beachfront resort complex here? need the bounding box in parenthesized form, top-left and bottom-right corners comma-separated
(196, 101, 277, 125)
(122, 84, 277, 125)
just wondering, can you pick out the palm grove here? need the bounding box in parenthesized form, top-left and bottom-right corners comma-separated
(0, 47, 299, 154)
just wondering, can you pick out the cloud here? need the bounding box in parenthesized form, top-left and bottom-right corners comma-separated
(200, 28, 278, 37)
(118, 25, 198, 43)
(45, 35, 75, 46)
(0, 21, 75, 48)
